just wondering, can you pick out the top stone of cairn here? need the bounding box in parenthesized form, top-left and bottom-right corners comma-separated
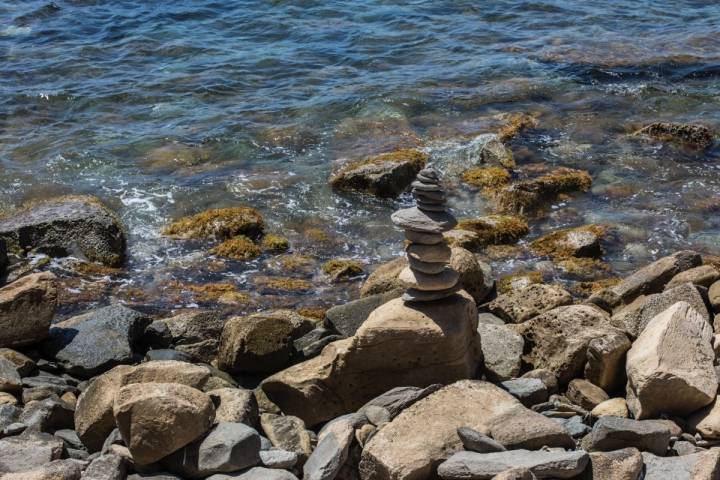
(391, 167, 460, 302)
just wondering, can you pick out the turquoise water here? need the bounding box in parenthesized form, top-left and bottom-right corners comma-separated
(1, 1, 719, 313)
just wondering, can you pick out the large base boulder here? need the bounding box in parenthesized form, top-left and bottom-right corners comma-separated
(0, 272, 57, 348)
(262, 292, 481, 426)
(359, 381, 574, 480)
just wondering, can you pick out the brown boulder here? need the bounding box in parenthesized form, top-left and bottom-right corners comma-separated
(488, 284, 572, 324)
(0, 272, 57, 348)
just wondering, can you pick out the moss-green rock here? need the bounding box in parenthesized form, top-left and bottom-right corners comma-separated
(322, 259, 364, 282)
(261, 234, 290, 253)
(530, 225, 607, 259)
(634, 122, 713, 150)
(209, 235, 261, 260)
(493, 168, 592, 214)
(461, 166, 511, 189)
(455, 215, 529, 247)
(163, 207, 264, 240)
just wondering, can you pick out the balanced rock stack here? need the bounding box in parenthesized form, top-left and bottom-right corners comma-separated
(391, 167, 460, 302)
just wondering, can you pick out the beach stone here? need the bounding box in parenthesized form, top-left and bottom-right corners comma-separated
(0, 348, 36, 376)
(530, 225, 605, 259)
(359, 384, 442, 420)
(42, 304, 150, 378)
(325, 289, 403, 337)
(144, 349, 192, 362)
(82, 453, 126, 480)
(0, 272, 57, 348)
(586, 416, 671, 455)
(391, 206, 457, 233)
(208, 388, 258, 427)
(514, 305, 622, 384)
(582, 448, 643, 480)
(218, 310, 315, 375)
(591, 398, 629, 418)
(148, 310, 226, 363)
(642, 450, 720, 479)
(0, 432, 66, 473)
(113, 382, 215, 465)
(478, 323, 523, 381)
(260, 449, 298, 469)
(584, 331, 631, 392)
(163, 207, 264, 240)
(437, 450, 588, 480)
(262, 293, 480, 426)
(457, 427, 506, 453)
(206, 467, 300, 479)
(407, 242, 452, 263)
(358, 380, 573, 480)
(260, 413, 313, 464)
(0, 195, 126, 266)
(636, 122, 714, 149)
(566, 379, 609, 411)
(500, 378, 548, 407)
(0, 458, 85, 480)
(162, 422, 261, 478)
(488, 284, 573, 324)
(0, 391, 17, 405)
(626, 301, 717, 419)
(19, 396, 75, 432)
(666, 265, 720, 290)
(398, 265, 459, 291)
(521, 369, 559, 396)
(303, 415, 355, 480)
(687, 396, 720, 439)
(127, 474, 183, 480)
(0, 357, 21, 393)
(559, 415, 591, 438)
(611, 282, 709, 338)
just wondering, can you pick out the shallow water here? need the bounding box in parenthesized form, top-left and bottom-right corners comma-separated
(1, 1, 719, 315)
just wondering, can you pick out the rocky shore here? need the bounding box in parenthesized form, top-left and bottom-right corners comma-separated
(0, 122, 718, 480)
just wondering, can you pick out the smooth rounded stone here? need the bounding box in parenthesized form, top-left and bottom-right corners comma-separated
(416, 201, 447, 212)
(113, 382, 215, 465)
(457, 427, 506, 453)
(260, 413, 313, 464)
(500, 378, 548, 407)
(325, 289, 403, 338)
(217, 310, 315, 375)
(205, 467, 300, 479)
(672, 441, 706, 456)
(488, 284, 573, 324)
(478, 323, 523, 381)
(358, 381, 573, 480)
(583, 448, 643, 480)
(591, 398, 629, 418)
(144, 349, 193, 363)
(0, 458, 86, 480)
(586, 416, 671, 455)
(75, 361, 210, 452)
(641, 450, 720, 480)
(710, 281, 720, 312)
(0, 272, 58, 349)
(410, 179, 443, 192)
(414, 189, 446, 203)
(0, 348, 36, 377)
(41, 305, 151, 379)
(82, 453, 126, 480)
(478, 313, 505, 326)
(208, 388, 259, 427)
(162, 422, 261, 478)
(303, 415, 355, 480)
(626, 301, 717, 419)
(398, 266, 459, 291)
(404, 230, 444, 245)
(260, 448, 298, 469)
(407, 256, 447, 274)
(0, 432, 66, 473)
(0, 356, 22, 393)
(666, 265, 720, 290)
(566, 379, 609, 411)
(521, 370, 559, 396)
(359, 384, 442, 420)
(391, 207, 457, 233)
(402, 285, 462, 302)
(584, 331, 631, 393)
(437, 450, 589, 480)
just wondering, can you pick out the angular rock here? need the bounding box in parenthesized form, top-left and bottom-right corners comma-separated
(584, 331, 631, 392)
(500, 378, 548, 407)
(260, 449, 298, 469)
(0, 458, 85, 480)
(325, 289, 402, 337)
(0, 195, 126, 266)
(478, 323, 523, 381)
(359, 384, 442, 420)
(521, 369, 559, 396)
(113, 382, 215, 465)
(218, 310, 315, 375)
(514, 305, 623, 384)
(642, 450, 720, 480)
(42, 305, 151, 378)
(82, 453, 126, 480)
(148, 310, 226, 363)
(0, 432, 66, 473)
(262, 293, 480, 426)
(586, 417, 671, 455)
(582, 448, 643, 480)
(358, 381, 573, 480)
(0, 347, 36, 376)
(530, 225, 605, 259)
(488, 284, 573, 324)
(208, 388, 259, 427)
(437, 450, 589, 480)
(303, 415, 355, 480)
(260, 413, 313, 464)
(19, 396, 75, 432)
(687, 395, 720, 439)
(709, 280, 720, 313)
(0, 272, 57, 348)
(626, 301, 717, 419)
(666, 265, 720, 290)
(591, 398, 629, 418)
(566, 379, 609, 411)
(457, 427, 506, 453)
(0, 356, 22, 393)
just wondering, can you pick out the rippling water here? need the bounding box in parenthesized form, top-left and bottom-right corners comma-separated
(1, 1, 719, 314)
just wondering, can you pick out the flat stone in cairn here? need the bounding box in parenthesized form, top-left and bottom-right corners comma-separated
(391, 167, 460, 303)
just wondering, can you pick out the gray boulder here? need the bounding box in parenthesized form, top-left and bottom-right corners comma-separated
(358, 384, 442, 420)
(325, 289, 402, 337)
(488, 284, 572, 324)
(437, 450, 589, 479)
(0, 458, 85, 480)
(19, 397, 75, 432)
(206, 467, 299, 479)
(208, 388, 259, 427)
(586, 417, 671, 455)
(303, 415, 355, 480)
(259, 449, 297, 469)
(642, 450, 720, 479)
(501, 378, 548, 407)
(147, 310, 226, 363)
(478, 323, 523, 381)
(260, 413, 313, 465)
(0, 432, 66, 473)
(0, 356, 22, 393)
(82, 453, 126, 480)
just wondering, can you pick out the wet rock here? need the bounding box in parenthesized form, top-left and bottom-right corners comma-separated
(591, 398, 629, 418)
(492, 167, 592, 214)
(586, 417, 671, 455)
(324, 289, 403, 337)
(262, 293, 480, 426)
(641, 450, 720, 479)
(461, 166, 512, 189)
(329, 149, 428, 198)
(42, 305, 151, 378)
(113, 382, 215, 465)
(75, 361, 210, 452)
(208, 388, 258, 427)
(358, 380, 573, 480)
(1, 458, 85, 480)
(0, 348, 36, 376)
(478, 323, 523, 381)
(303, 415, 355, 480)
(260, 448, 298, 469)
(626, 301, 717, 419)
(635, 122, 714, 150)
(82, 453, 126, 480)
(582, 448, 643, 480)
(514, 305, 622, 384)
(500, 378, 548, 407)
(496, 271, 542, 295)
(0, 272, 57, 348)
(162, 207, 264, 240)
(0, 195, 126, 266)
(148, 310, 226, 363)
(218, 310, 315, 375)
(210, 235, 261, 260)
(359, 384, 442, 420)
(566, 379, 609, 411)
(322, 259, 364, 282)
(457, 427, 506, 453)
(437, 450, 588, 480)
(454, 215, 529, 247)
(488, 284, 573, 324)
(162, 422, 261, 478)
(530, 224, 606, 259)
(584, 331, 631, 392)
(0, 432, 66, 473)
(666, 265, 720, 290)
(260, 413, 313, 465)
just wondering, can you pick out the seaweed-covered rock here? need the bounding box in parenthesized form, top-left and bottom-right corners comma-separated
(260, 234, 290, 253)
(0, 272, 57, 348)
(454, 215, 529, 247)
(0, 195, 126, 266)
(530, 225, 607, 259)
(163, 207, 264, 240)
(461, 166, 511, 189)
(209, 236, 261, 260)
(493, 168, 592, 214)
(322, 259, 364, 282)
(635, 122, 714, 150)
(329, 149, 428, 198)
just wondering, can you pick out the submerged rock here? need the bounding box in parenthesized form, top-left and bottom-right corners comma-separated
(209, 236, 261, 260)
(322, 259, 364, 282)
(530, 224, 607, 259)
(634, 122, 714, 150)
(461, 166, 512, 189)
(0, 195, 126, 266)
(454, 215, 529, 247)
(492, 168, 592, 215)
(163, 207, 264, 240)
(0, 272, 57, 348)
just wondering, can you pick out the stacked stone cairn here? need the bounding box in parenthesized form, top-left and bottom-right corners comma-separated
(391, 167, 460, 302)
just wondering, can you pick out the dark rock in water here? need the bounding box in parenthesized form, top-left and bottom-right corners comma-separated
(144, 349, 193, 363)
(0, 272, 57, 348)
(0, 431, 66, 473)
(42, 305, 151, 378)
(0, 195, 126, 266)
(325, 289, 402, 337)
(457, 427, 506, 453)
(586, 416, 671, 455)
(635, 122, 714, 149)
